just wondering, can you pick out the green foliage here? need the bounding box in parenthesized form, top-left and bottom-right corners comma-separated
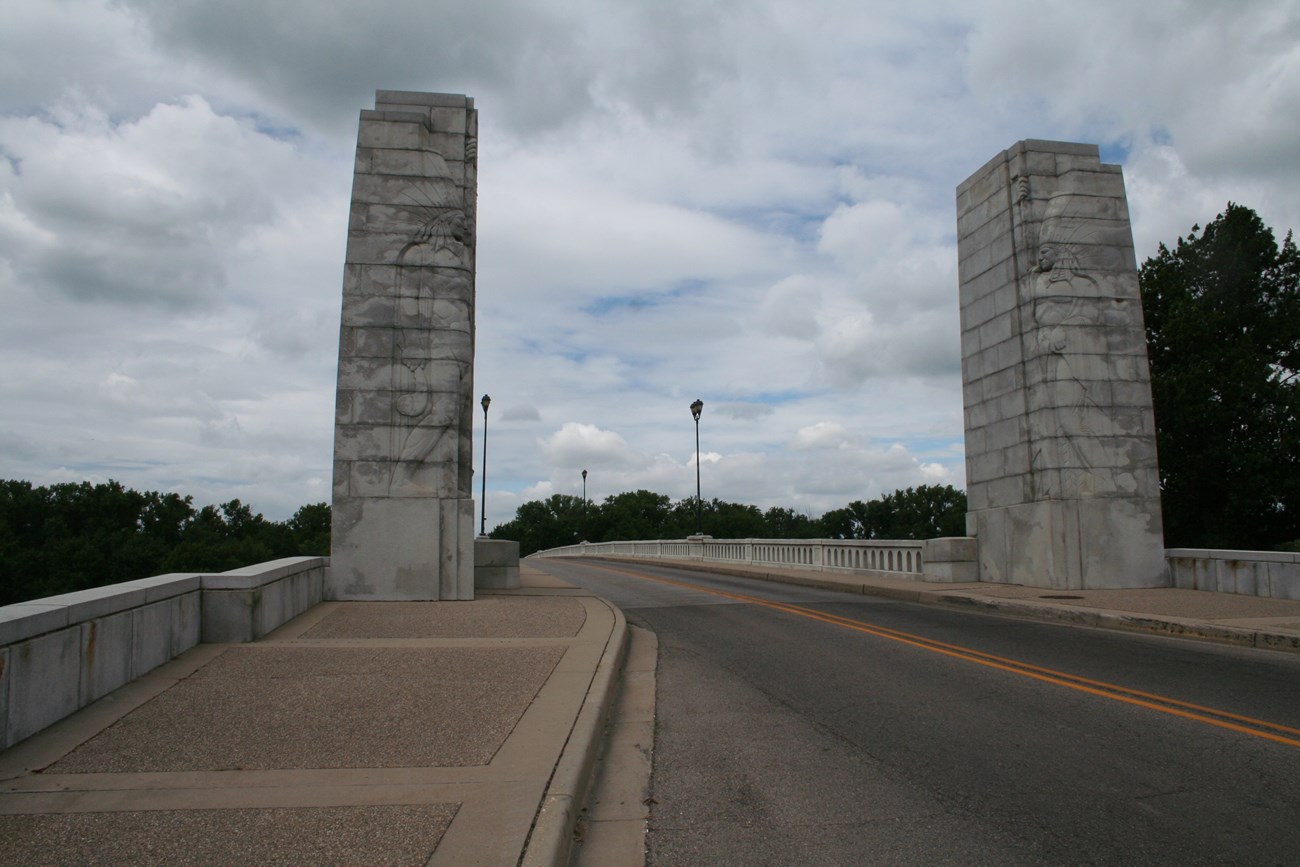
(287, 502, 332, 556)
(594, 490, 673, 541)
(0, 480, 332, 606)
(818, 485, 967, 540)
(1139, 203, 1300, 549)
(491, 484, 969, 555)
(489, 494, 589, 558)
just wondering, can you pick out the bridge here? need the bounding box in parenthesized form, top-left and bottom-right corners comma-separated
(4, 545, 1300, 863)
(5, 98, 1299, 861)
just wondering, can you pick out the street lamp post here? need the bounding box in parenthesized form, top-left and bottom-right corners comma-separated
(479, 394, 491, 536)
(581, 469, 588, 541)
(690, 399, 703, 535)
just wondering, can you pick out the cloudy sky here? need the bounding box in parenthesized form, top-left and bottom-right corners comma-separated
(2, 0, 1298, 529)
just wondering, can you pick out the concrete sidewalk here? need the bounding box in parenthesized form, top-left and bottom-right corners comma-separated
(0, 566, 626, 867)
(593, 557, 1300, 654)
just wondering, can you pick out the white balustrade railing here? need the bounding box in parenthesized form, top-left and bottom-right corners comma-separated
(533, 536, 930, 576)
(534, 538, 1300, 601)
(533, 535, 1300, 603)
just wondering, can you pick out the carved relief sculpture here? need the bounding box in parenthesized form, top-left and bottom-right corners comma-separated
(390, 206, 473, 494)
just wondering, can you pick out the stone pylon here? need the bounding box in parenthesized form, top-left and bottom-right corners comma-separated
(329, 91, 478, 600)
(956, 140, 1167, 589)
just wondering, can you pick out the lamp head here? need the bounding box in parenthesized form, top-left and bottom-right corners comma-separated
(481, 394, 491, 413)
(690, 398, 703, 421)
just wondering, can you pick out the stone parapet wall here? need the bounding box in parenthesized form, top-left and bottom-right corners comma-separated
(533, 537, 976, 582)
(1167, 549, 1300, 601)
(0, 557, 325, 750)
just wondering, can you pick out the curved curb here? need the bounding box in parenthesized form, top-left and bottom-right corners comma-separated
(521, 599, 630, 867)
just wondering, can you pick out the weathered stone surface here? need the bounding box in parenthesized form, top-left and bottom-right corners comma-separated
(0, 645, 10, 749)
(474, 538, 521, 589)
(8, 628, 80, 746)
(331, 92, 479, 601)
(80, 612, 132, 704)
(200, 559, 326, 643)
(957, 140, 1166, 589)
(131, 599, 174, 678)
(921, 537, 979, 583)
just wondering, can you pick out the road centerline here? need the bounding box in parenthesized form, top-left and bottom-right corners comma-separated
(581, 561, 1300, 750)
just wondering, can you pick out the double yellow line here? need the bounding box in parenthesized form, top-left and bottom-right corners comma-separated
(588, 562, 1300, 750)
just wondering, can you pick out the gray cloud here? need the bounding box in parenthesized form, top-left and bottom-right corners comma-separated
(717, 403, 776, 422)
(501, 404, 543, 422)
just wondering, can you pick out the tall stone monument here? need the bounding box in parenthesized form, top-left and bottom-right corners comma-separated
(956, 140, 1166, 589)
(329, 91, 478, 600)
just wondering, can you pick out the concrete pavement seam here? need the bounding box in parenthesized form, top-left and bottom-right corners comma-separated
(519, 598, 629, 867)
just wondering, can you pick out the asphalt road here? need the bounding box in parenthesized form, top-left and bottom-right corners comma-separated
(532, 558, 1300, 867)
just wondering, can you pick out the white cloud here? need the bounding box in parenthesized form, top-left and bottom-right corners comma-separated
(538, 422, 642, 470)
(789, 422, 854, 451)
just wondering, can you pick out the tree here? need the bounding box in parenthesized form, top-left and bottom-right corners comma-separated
(596, 490, 672, 541)
(0, 480, 334, 605)
(491, 494, 587, 556)
(869, 485, 968, 539)
(287, 503, 332, 556)
(819, 500, 872, 539)
(815, 486, 967, 540)
(762, 507, 820, 539)
(1139, 203, 1300, 549)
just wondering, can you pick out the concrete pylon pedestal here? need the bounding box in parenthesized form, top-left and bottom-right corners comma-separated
(329, 91, 479, 600)
(956, 140, 1167, 590)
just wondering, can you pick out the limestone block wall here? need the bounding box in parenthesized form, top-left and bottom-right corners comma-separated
(330, 91, 478, 601)
(957, 140, 1166, 589)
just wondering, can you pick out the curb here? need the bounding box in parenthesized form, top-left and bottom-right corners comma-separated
(520, 599, 630, 867)
(941, 594, 1300, 653)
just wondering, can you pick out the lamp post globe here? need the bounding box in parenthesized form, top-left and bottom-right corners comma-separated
(690, 399, 703, 535)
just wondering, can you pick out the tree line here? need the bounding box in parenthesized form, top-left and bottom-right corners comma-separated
(0, 480, 329, 607)
(489, 484, 968, 557)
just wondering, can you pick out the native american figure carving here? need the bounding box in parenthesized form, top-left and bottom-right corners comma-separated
(389, 204, 473, 494)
